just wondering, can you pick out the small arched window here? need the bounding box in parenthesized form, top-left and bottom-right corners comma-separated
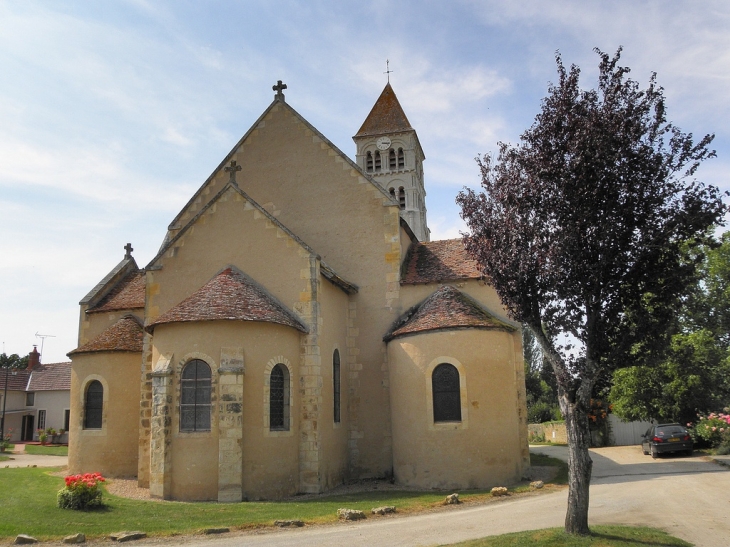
(374, 151, 382, 171)
(389, 148, 396, 170)
(180, 359, 211, 432)
(270, 364, 290, 431)
(333, 350, 341, 423)
(432, 364, 461, 422)
(398, 187, 406, 210)
(397, 148, 405, 169)
(366, 151, 373, 172)
(84, 380, 103, 429)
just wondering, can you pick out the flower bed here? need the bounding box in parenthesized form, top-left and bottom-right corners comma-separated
(57, 472, 106, 510)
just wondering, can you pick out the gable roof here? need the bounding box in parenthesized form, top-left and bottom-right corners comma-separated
(80, 253, 139, 307)
(147, 181, 357, 295)
(401, 239, 482, 284)
(146, 267, 308, 334)
(27, 362, 72, 391)
(355, 83, 413, 138)
(87, 269, 145, 313)
(384, 285, 514, 342)
(68, 315, 144, 355)
(163, 96, 395, 248)
(1, 362, 71, 392)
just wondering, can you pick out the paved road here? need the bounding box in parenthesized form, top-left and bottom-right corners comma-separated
(144, 445, 729, 547)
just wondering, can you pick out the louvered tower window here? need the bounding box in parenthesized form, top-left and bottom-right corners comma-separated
(374, 151, 382, 171)
(398, 187, 406, 210)
(389, 148, 396, 169)
(397, 148, 405, 169)
(366, 151, 373, 172)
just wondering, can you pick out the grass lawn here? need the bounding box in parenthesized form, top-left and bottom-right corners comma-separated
(443, 525, 691, 546)
(0, 452, 571, 540)
(23, 444, 68, 456)
(0, 455, 10, 462)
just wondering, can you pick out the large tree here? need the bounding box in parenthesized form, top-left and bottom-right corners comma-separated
(457, 48, 727, 535)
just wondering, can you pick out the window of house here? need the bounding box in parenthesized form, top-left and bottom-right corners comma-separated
(366, 151, 373, 172)
(84, 380, 103, 429)
(398, 187, 406, 210)
(180, 359, 211, 432)
(389, 148, 396, 170)
(37, 409, 46, 431)
(25, 392, 35, 406)
(64, 409, 70, 431)
(333, 350, 341, 423)
(432, 363, 462, 422)
(397, 148, 405, 169)
(269, 364, 290, 430)
(374, 151, 382, 171)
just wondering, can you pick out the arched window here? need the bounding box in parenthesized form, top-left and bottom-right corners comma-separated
(397, 148, 405, 169)
(389, 187, 396, 199)
(84, 380, 103, 429)
(389, 148, 396, 170)
(270, 364, 290, 431)
(366, 151, 373, 172)
(333, 350, 341, 423)
(180, 359, 211, 432)
(374, 151, 382, 171)
(432, 364, 461, 422)
(398, 187, 406, 210)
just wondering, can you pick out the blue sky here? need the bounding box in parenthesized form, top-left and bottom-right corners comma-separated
(1, 0, 728, 363)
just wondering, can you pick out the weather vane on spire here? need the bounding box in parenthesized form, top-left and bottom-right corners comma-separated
(384, 59, 393, 83)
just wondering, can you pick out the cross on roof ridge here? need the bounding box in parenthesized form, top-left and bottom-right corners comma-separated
(273, 80, 287, 101)
(224, 160, 242, 186)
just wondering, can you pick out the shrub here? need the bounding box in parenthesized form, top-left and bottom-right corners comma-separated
(690, 411, 730, 449)
(57, 472, 106, 510)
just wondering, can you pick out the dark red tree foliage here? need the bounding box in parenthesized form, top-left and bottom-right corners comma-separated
(457, 48, 727, 535)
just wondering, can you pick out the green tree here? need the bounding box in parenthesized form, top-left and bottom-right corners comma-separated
(0, 353, 28, 370)
(610, 234, 730, 423)
(457, 48, 727, 534)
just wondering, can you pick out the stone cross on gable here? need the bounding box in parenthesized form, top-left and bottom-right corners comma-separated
(224, 160, 242, 185)
(124, 243, 133, 259)
(273, 80, 287, 101)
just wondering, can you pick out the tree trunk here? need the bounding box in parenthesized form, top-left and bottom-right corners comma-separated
(561, 389, 593, 535)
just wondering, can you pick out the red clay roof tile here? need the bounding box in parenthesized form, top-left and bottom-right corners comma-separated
(401, 239, 482, 284)
(147, 267, 307, 333)
(69, 315, 144, 355)
(88, 270, 145, 313)
(27, 362, 71, 391)
(355, 83, 413, 137)
(384, 285, 513, 341)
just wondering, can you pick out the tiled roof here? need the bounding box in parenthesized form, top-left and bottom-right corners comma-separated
(0, 362, 71, 392)
(147, 267, 308, 334)
(28, 362, 71, 391)
(88, 270, 145, 313)
(401, 239, 482, 284)
(69, 315, 144, 355)
(384, 285, 514, 342)
(1, 368, 31, 391)
(355, 83, 413, 137)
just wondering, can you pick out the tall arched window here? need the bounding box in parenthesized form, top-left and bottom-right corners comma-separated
(389, 148, 396, 170)
(180, 359, 211, 432)
(366, 151, 373, 172)
(374, 151, 382, 171)
(270, 364, 290, 431)
(84, 380, 103, 429)
(432, 364, 461, 422)
(398, 187, 406, 210)
(333, 350, 341, 423)
(397, 148, 405, 169)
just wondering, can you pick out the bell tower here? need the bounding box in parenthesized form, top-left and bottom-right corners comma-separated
(353, 83, 429, 241)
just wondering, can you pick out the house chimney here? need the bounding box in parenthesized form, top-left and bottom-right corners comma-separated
(28, 345, 40, 370)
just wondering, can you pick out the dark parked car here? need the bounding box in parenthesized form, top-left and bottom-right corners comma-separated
(641, 423, 693, 458)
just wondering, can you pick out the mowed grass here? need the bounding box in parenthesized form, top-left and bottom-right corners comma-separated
(0, 467, 493, 540)
(24, 444, 68, 456)
(0, 452, 571, 540)
(443, 525, 692, 546)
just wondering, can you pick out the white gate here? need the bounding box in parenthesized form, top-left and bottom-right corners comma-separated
(608, 414, 654, 446)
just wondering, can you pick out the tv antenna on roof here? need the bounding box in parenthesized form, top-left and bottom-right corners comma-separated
(35, 332, 55, 361)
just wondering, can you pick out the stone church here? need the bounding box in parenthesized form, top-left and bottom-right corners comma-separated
(67, 81, 529, 502)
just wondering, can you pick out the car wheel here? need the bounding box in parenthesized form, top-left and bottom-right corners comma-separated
(642, 447, 649, 455)
(651, 449, 658, 459)
(686, 449, 693, 457)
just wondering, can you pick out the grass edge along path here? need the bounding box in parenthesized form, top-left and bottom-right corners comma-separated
(23, 444, 68, 456)
(0, 453, 568, 541)
(442, 525, 692, 546)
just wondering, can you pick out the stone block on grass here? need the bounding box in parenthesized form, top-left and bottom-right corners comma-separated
(62, 533, 86, 544)
(491, 487, 509, 496)
(13, 535, 38, 545)
(530, 480, 544, 489)
(443, 493, 460, 505)
(371, 506, 396, 515)
(274, 520, 304, 527)
(337, 508, 366, 521)
(109, 531, 147, 542)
